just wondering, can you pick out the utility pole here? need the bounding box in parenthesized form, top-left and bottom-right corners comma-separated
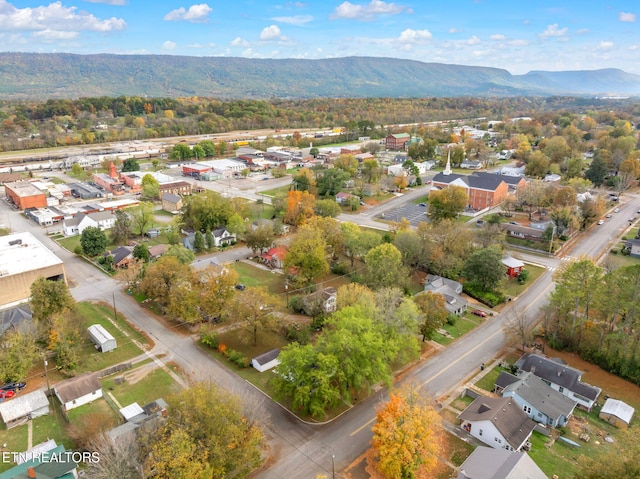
(332, 455, 335, 479)
(112, 292, 118, 321)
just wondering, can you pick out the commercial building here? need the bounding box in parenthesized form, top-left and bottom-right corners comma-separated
(0, 232, 66, 306)
(4, 181, 47, 210)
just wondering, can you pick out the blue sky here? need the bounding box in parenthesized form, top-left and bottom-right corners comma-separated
(1, 0, 639, 75)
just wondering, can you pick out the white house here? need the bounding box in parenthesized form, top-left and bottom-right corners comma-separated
(0, 389, 49, 429)
(62, 210, 116, 236)
(252, 349, 280, 372)
(458, 396, 536, 452)
(54, 373, 103, 411)
(88, 324, 117, 353)
(386, 164, 406, 177)
(213, 227, 236, 247)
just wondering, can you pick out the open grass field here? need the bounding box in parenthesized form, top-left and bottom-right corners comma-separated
(231, 261, 285, 293)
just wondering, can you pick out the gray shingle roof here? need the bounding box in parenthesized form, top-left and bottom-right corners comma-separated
(458, 396, 536, 451)
(503, 372, 577, 421)
(456, 446, 548, 479)
(54, 373, 101, 404)
(432, 171, 506, 192)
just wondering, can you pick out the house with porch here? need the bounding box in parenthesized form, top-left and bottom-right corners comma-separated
(422, 275, 467, 315)
(213, 227, 236, 247)
(515, 352, 601, 411)
(457, 396, 536, 452)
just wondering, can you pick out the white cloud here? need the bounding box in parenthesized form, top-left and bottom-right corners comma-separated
(397, 28, 432, 45)
(271, 15, 312, 25)
(230, 37, 249, 47)
(32, 29, 79, 41)
(0, 1, 126, 32)
(84, 0, 127, 5)
(466, 35, 481, 45)
(260, 25, 282, 41)
(448, 27, 460, 33)
(489, 34, 505, 41)
(472, 49, 490, 58)
(164, 4, 212, 23)
(619, 12, 636, 23)
(539, 24, 568, 39)
(162, 40, 176, 50)
(508, 39, 529, 46)
(597, 41, 614, 50)
(628, 44, 640, 51)
(330, 0, 408, 21)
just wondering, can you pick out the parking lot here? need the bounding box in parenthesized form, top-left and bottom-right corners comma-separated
(377, 202, 429, 227)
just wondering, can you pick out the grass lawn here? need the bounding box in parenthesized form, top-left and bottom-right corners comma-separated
(474, 364, 504, 392)
(501, 264, 546, 298)
(0, 424, 29, 472)
(450, 395, 475, 411)
(412, 195, 430, 204)
(260, 185, 290, 197)
(432, 314, 484, 346)
(102, 367, 182, 407)
(57, 235, 81, 253)
(73, 302, 149, 373)
(231, 262, 285, 293)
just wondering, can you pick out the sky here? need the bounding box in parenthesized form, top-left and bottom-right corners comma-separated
(1, 0, 639, 75)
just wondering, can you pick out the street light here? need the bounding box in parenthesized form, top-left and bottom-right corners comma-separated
(332, 455, 335, 479)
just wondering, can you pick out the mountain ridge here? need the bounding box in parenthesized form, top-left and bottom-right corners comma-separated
(0, 53, 638, 99)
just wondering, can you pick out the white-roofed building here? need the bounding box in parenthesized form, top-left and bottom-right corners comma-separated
(88, 324, 117, 352)
(600, 398, 634, 428)
(0, 389, 49, 429)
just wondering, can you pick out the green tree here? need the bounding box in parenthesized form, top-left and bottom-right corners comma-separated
(141, 173, 159, 199)
(132, 243, 150, 262)
(164, 244, 196, 264)
(463, 245, 504, 291)
(170, 143, 192, 160)
(121, 158, 140, 172)
(80, 226, 108, 257)
(317, 168, 350, 196)
(139, 255, 193, 309)
(130, 201, 154, 238)
(182, 191, 234, 232)
(226, 213, 246, 238)
(227, 287, 282, 346)
(314, 198, 342, 218)
(110, 209, 131, 245)
(244, 223, 275, 254)
(193, 231, 206, 253)
(30, 278, 75, 327)
(415, 291, 449, 341)
(584, 154, 608, 187)
(364, 243, 406, 290)
(428, 186, 467, 221)
(284, 225, 329, 286)
(140, 383, 263, 479)
(71, 163, 84, 177)
(0, 327, 39, 382)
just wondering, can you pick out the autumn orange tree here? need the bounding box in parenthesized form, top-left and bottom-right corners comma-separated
(284, 189, 316, 226)
(371, 387, 443, 479)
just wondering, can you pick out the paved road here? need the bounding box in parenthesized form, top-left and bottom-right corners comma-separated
(5, 187, 638, 479)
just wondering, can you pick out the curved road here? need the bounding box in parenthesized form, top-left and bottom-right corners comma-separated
(4, 188, 638, 479)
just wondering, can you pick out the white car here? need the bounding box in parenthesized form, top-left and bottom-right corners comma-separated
(614, 208, 620, 213)
(598, 219, 604, 225)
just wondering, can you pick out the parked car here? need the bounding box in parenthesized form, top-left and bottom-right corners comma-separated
(471, 309, 487, 318)
(606, 214, 612, 218)
(418, 203, 427, 207)
(598, 219, 604, 225)
(0, 382, 26, 393)
(235, 283, 246, 291)
(0, 390, 15, 400)
(614, 208, 620, 213)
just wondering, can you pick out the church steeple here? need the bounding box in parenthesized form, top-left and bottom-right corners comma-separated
(443, 149, 452, 176)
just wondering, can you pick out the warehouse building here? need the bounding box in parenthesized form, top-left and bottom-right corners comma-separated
(4, 181, 47, 210)
(0, 232, 66, 307)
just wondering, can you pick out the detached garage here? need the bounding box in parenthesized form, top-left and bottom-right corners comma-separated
(88, 324, 117, 352)
(600, 398, 634, 428)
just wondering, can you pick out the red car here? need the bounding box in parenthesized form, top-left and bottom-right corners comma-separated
(471, 309, 487, 318)
(0, 390, 15, 400)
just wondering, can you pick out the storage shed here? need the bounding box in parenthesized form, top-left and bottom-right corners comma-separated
(0, 389, 49, 429)
(599, 398, 634, 428)
(252, 349, 280, 373)
(88, 324, 117, 352)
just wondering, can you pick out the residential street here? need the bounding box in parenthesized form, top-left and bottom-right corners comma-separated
(3, 188, 639, 479)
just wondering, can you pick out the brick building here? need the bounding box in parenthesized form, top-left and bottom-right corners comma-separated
(4, 181, 47, 210)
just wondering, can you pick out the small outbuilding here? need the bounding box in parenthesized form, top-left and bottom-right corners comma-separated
(599, 398, 634, 428)
(252, 349, 280, 373)
(0, 389, 49, 429)
(502, 256, 525, 278)
(54, 373, 103, 412)
(88, 323, 117, 352)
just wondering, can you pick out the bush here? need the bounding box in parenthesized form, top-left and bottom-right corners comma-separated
(517, 269, 530, 284)
(446, 314, 457, 326)
(288, 296, 305, 314)
(226, 348, 249, 368)
(201, 331, 218, 349)
(611, 249, 619, 255)
(463, 284, 506, 308)
(283, 323, 311, 344)
(331, 261, 349, 275)
(74, 245, 83, 255)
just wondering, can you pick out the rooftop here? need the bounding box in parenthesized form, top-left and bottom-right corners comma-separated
(0, 232, 63, 277)
(4, 181, 44, 198)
